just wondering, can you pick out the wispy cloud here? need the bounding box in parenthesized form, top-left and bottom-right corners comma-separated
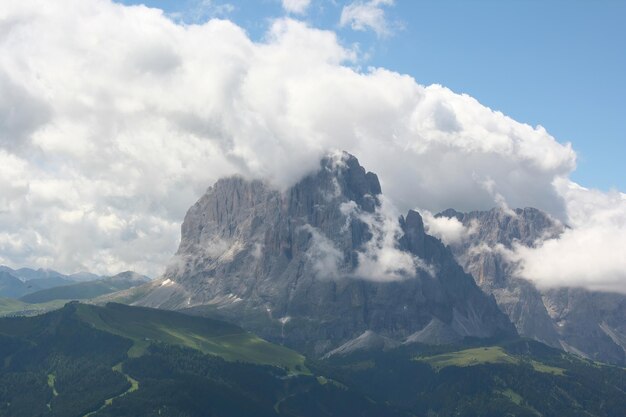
(340, 0, 397, 37)
(281, 0, 311, 15)
(169, 0, 235, 23)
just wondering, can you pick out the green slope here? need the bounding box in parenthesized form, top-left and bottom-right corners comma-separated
(319, 340, 626, 417)
(74, 303, 306, 371)
(0, 302, 399, 417)
(417, 346, 565, 375)
(20, 277, 146, 304)
(0, 297, 69, 317)
(0, 297, 26, 312)
(1, 302, 625, 417)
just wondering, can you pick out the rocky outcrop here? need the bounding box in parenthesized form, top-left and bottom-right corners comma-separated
(542, 288, 626, 364)
(135, 153, 516, 356)
(404, 317, 462, 345)
(439, 207, 626, 364)
(438, 207, 562, 348)
(323, 330, 400, 358)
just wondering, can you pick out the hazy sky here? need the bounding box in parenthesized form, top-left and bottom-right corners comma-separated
(1, 0, 624, 292)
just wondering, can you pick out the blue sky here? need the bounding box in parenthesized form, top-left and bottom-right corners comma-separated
(117, 0, 625, 191)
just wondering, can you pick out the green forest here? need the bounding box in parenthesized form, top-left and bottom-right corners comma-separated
(0, 302, 625, 417)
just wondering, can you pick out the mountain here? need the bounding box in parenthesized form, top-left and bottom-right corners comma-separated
(131, 152, 516, 355)
(322, 339, 626, 417)
(0, 302, 407, 417)
(542, 287, 626, 364)
(0, 297, 69, 318)
(0, 302, 624, 417)
(0, 271, 32, 298)
(6, 267, 73, 282)
(0, 266, 102, 299)
(0, 266, 104, 286)
(19, 271, 151, 304)
(323, 330, 400, 358)
(69, 271, 102, 282)
(438, 207, 626, 365)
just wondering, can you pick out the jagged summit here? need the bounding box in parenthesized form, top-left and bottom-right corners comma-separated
(134, 152, 516, 356)
(439, 206, 626, 365)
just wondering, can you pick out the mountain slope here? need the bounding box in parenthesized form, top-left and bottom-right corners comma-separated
(0, 271, 31, 298)
(1, 302, 625, 417)
(0, 302, 408, 417)
(20, 272, 150, 304)
(320, 339, 626, 417)
(438, 207, 626, 365)
(73, 302, 305, 369)
(0, 266, 103, 299)
(134, 152, 516, 356)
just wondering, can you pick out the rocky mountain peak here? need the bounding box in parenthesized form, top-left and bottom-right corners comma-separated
(439, 206, 563, 249)
(138, 152, 516, 356)
(439, 205, 626, 365)
(399, 210, 426, 257)
(436, 206, 563, 347)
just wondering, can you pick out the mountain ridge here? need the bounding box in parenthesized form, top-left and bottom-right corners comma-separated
(437, 206, 626, 365)
(132, 152, 516, 356)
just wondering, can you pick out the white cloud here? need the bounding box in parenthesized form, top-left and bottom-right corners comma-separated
(421, 210, 475, 246)
(169, 0, 235, 23)
(479, 177, 517, 217)
(345, 196, 433, 281)
(340, 0, 396, 37)
(282, 0, 311, 15)
(512, 181, 626, 294)
(1, 0, 622, 294)
(300, 224, 343, 279)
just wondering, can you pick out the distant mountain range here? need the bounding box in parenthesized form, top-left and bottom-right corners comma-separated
(0, 266, 101, 299)
(0, 267, 150, 316)
(20, 271, 150, 304)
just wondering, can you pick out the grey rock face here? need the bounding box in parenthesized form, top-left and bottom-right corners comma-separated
(323, 330, 400, 358)
(439, 208, 563, 348)
(440, 207, 626, 364)
(404, 317, 462, 346)
(136, 153, 515, 356)
(542, 288, 626, 364)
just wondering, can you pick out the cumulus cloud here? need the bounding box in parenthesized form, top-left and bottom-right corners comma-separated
(282, 0, 310, 15)
(1, 0, 621, 293)
(421, 210, 475, 246)
(340, 0, 396, 37)
(512, 181, 626, 294)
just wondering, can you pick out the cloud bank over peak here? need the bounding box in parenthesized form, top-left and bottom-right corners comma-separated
(0, 0, 621, 293)
(512, 181, 626, 294)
